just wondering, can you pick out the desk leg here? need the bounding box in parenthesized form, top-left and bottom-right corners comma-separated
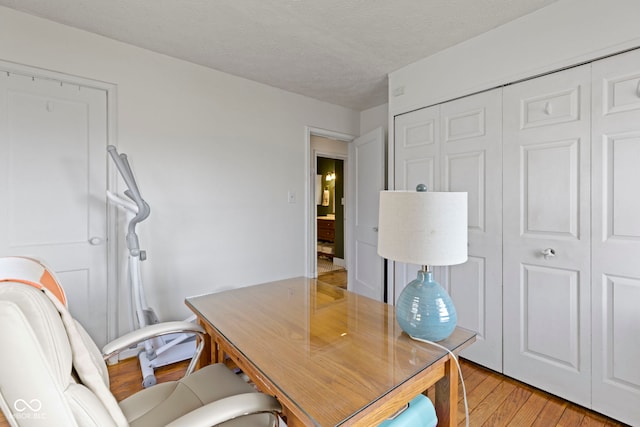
(195, 319, 211, 370)
(281, 408, 306, 427)
(435, 355, 458, 427)
(215, 340, 225, 364)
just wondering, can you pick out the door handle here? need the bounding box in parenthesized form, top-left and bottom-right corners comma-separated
(541, 248, 556, 259)
(373, 227, 379, 232)
(89, 237, 104, 246)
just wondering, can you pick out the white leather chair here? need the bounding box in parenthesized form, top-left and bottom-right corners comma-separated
(0, 257, 281, 427)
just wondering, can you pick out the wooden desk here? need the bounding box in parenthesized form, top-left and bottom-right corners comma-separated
(186, 277, 475, 427)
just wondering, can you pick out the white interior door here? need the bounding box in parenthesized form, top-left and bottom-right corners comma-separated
(440, 88, 503, 371)
(503, 64, 592, 407)
(0, 72, 109, 346)
(591, 48, 640, 426)
(348, 127, 385, 300)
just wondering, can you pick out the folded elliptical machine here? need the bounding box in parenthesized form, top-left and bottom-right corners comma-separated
(107, 145, 196, 387)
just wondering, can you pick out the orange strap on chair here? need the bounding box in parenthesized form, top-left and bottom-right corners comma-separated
(0, 256, 67, 306)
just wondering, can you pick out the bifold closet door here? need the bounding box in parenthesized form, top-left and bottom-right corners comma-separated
(393, 105, 440, 300)
(393, 90, 503, 371)
(503, 64, 592, 407)
(591, 48, 640, 426)
(439, 89, 502, 371)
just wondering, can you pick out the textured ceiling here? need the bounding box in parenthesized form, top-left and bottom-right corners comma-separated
(0, 0, 558, 110)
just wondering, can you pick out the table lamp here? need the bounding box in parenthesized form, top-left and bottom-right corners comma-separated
(378, 184, 467, 342)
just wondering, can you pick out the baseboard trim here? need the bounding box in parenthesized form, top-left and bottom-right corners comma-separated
(107, 344, 143, 365)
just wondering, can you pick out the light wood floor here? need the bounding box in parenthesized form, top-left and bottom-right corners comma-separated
(455, 360, 624, 427)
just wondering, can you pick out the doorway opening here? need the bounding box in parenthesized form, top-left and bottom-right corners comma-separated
(306, 128, 354, 290)
(316, 155, 346, 288)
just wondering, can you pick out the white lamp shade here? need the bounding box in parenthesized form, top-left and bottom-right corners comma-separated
(377, 191, 468, 266)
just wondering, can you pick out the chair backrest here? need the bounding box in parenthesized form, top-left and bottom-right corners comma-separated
(0, 281, 122, 426)
(0, 256, 67, 306)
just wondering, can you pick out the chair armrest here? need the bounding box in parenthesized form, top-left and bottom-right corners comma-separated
(102, 321, 205, 360)
(165, 392, 282, 427)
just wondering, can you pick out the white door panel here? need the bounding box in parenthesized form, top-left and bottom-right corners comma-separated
(0, 72, 108, 346)
(394, 105, 439, 192)
(393, 90, 502, 371)
(446, 151, 485, 231)
(503, 64, 591, 406)
(348, 127, 385, 300)
(591, 48, 640, 426)
(520, 264, 580, 368)
(449, 255, 485, 334)
(521, 139, 580, 238)
(392, 106, 439, 301)
(441, 88, 502, 371)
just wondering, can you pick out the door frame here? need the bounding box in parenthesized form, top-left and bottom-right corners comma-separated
(0, 59, 119, 342)
(304, 127, 354, 278)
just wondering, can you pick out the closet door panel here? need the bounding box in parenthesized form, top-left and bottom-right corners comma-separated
(441, 88, 502, 371)
(591, 48, 640, 427)
(520, 86, 580, 129)
(449, 256, 485, 333)
(520, 264, 580, 367)
(602, 134, 640, 238)
(447, 151, 484, 231)
(394, 105, 439, 191)
(503, 64, 592, 407)
(392, 106, 440, 301)
(521, 139, 580, 238)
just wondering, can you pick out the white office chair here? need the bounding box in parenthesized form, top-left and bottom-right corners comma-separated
(0, 257, 281, 426)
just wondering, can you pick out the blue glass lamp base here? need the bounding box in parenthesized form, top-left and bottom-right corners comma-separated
(395, 270, 457, 342)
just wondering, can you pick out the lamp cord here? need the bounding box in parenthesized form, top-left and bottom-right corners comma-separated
(409, 335, 470, 427)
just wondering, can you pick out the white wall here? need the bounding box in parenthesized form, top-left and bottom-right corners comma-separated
(0, 6, 360, 332)
(360, 103, 388, 136)
(389, 0, 640, 115)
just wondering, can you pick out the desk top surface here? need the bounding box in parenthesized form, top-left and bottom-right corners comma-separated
(186, 277, 475, 426)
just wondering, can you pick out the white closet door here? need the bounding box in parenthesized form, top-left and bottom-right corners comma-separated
(440, 88, 502, 371)
(503, 65, 592, 406)
(591, 48, 640, 426)
(0, 72, 109, 346)
(392, 105, 440, 301)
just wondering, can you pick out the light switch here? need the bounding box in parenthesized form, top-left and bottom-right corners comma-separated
(288, 190, 296, 204)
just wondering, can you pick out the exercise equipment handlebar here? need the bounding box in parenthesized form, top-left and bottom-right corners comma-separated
(107, 145, 150, 256)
